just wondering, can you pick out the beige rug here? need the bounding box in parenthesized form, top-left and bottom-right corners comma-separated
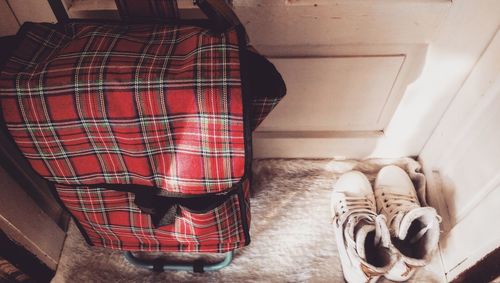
(52, 159, 444, 283)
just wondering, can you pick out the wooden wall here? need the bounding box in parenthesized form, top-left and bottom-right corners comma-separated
(420, 28, 500, 281)
(0, 0, 56, 36)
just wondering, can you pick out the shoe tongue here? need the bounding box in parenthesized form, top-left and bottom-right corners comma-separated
(354, 220, 375, 260)
(396, 207, 436, 240)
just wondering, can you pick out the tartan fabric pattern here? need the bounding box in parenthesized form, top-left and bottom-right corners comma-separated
(54, 179, 250, 252)
(0, 23, 245, 195)
(251, 97, 282, 130)
(115, 0, 179, 21)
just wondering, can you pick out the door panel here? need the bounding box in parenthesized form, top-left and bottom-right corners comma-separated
(420, 28, 500, 281)
(259, 56, 405, 132)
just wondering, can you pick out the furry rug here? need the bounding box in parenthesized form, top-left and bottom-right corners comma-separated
(52, 159, 444, 283)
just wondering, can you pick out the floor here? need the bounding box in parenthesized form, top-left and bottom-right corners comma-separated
(51, 159, 445, 283)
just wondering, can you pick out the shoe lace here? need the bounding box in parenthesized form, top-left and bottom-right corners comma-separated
(333, 197, 387, 248)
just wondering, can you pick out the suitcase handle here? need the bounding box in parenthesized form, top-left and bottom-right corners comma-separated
(47, 0, 241, 33)
(124, 251, 234, 273)
(195, 0, 242, 32)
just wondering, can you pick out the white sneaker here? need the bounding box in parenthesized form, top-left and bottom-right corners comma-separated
(374, 165, 442, 282)
(331, 171, 396, 283)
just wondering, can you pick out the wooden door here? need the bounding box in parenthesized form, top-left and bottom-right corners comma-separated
(421, 28, 500, 281)
(242, 0, 452, 158)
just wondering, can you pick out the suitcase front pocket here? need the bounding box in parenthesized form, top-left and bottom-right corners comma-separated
(55, 184, 249, 253)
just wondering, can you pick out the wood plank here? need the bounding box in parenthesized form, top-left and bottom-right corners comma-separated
(69, 0, 195, 11)
(442, 87, 500, 223)
(67, 0, 197, 15)
(440, 185, 500, 281)
(7, 0, 56, 24)
(253, 135, 381, 159)
(421, 29, 500, 168)
(69, 0, 117, 11)
(419, 23, 500, 282)
(0, 0, 19, 36)
(255, 130, 383, 139)
(0, 118, 67, 227)
(285, 0, 451, 5)
(234, 0, 450, 45)
(0, 166, 65, 270)
(65, 0, 449, 40)
(420, 29, 500, 225)
(67, 0, 202, 19)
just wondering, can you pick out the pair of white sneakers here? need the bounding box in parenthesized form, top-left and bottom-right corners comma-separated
(331, 165, 442, 283)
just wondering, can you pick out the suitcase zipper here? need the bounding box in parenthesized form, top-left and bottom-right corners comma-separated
(74, 181, 241, 199)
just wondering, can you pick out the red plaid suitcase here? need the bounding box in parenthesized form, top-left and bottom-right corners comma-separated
(0, 0, 285, 271)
